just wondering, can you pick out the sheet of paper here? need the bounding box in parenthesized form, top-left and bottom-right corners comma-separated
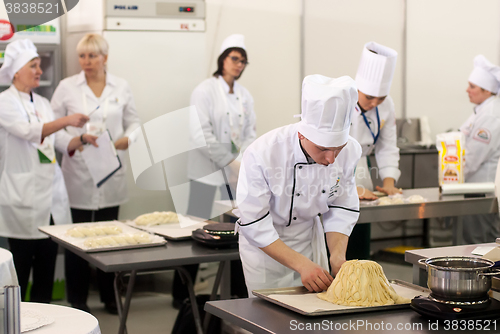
(266, 284, 428, 314)
(471, 246, 497, 256)
(81, 131, 121, 187)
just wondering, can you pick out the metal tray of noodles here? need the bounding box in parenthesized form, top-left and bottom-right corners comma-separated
(252, 279, 429, 316)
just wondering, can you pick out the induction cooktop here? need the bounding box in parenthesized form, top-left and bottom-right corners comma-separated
(411, 296, 500, 320)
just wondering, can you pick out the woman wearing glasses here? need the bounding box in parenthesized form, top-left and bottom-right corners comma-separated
(173, 34, 257, 307)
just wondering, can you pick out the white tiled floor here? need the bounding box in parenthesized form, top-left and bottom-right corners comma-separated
(53, 261, 414, 334)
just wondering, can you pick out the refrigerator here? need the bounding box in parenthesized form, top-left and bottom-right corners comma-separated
(0, 13, 62, 100)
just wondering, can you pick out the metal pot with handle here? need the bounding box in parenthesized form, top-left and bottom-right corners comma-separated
(418, 256, 500, 303)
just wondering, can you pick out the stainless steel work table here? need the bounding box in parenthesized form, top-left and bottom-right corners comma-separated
(205, 297, 493, 333)
(46, 236, 240, 334)
(217, 187, 498, 224)
(405, 242, 500, 288)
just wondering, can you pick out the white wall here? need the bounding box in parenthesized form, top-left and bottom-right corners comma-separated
(205, 0, 302, 136)
(304, 0, 405, 118)
(407, 0, 500, 137)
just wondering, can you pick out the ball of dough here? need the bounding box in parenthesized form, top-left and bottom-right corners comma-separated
(112, 236, 127, 246)
(407, 194, 425, 203)
(102, 225, 122, 235)
(377, 197, 393, 206)
(123, 235, 138, 245)
(132, 233, 151, 244)
(83, 239, 99, 249)
(67, 227, 85, 238)
(93, 227, 106, 236)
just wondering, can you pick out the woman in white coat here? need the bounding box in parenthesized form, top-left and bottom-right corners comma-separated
(51, 34, 141, 313)
(460, 55, 500, 244)
(235, 75, 361, 294)
(0, 39, 97, 302)
(172, 34, 257, 307)
(347, 42, 402, 260)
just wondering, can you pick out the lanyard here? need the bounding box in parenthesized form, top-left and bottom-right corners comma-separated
(82, 88, 109, 122)
(360, 106, 380, 145)
(17, 89, 42, 123)
(217, 77, 244, 144)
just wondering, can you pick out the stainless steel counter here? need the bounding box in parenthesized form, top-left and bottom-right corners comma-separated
(205, 297, 494, 334)
(358, 188, 498, 223)
(217, 187, 498, 224)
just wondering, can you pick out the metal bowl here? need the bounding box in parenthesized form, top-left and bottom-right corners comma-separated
(418, 256, 500, 302)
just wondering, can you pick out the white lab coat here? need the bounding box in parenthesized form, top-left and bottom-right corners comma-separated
(0, 85, 72, 239)
(349, 96, 400, 189)
(460, 96, 500, 182)
(460, 96, 500, 244)
(234, 123, 361, 293)
(188, 76, 256, 186)
(51, 71, 141, 210)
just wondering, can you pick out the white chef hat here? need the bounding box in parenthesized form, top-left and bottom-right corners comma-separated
(220, 34, 245, 55)
(0, 39, 39, 84)
(355, 41, 397, 97)
(297, 75, 358, 148)
(468, 55, 500, 94)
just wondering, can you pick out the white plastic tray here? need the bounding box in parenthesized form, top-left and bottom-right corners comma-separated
(39, 221, 166, 253)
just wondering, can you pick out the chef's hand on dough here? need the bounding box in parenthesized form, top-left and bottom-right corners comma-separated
(298, 260, 333, 292)
(376, 185, 402, 196)
(357, 186, 378, 200)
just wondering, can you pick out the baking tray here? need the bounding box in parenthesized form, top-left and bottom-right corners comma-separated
(126, 215, 211, 241)
(39, 221, 167, 253)
(252, 279, 429, 316)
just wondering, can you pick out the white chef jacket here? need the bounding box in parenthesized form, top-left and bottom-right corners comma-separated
(349, 96, 400, 187)
(188, 76, 256, 186)
(234, 123, 361, 291)
(460, 96, 500, 182)
(0, 85, 72, 239)
(51, 71, 141, 210)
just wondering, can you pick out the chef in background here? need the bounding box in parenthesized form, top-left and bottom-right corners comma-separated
(51, 33, 141, 314)
(460, 55, 500, 244)
(172, 34, 257, 307)
(235, 75, 361, 294)
(348, 41, 401, 260)
(0, 39, 96, 303)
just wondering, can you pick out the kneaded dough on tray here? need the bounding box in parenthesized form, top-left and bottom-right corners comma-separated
(377, 197, 394, 206)
(67, 225, 123, 238)
(132, 232, 152, 244)
(407, 194, 425, 203)
(317, 260, 410, 307)
(134, 211, 179, 226)
(377, 196, 405, 206)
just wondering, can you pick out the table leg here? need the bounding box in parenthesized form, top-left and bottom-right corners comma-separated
(174, 266, 203, 334)
(115, 270, 136, 334)
(422, 218, 430, 248)
(219, 260, 231, 300)
(203, 261, 226, 333)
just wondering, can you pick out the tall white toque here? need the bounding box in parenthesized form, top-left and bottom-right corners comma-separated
(297, 75, 358, 148)
(220, 34, 246, 55)
(355, 41, 397, 97)
(0, 39, 39, 84)
(468, 55, 500, 94)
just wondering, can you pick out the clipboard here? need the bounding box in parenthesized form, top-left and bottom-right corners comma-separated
(81, 130, 122, 188)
